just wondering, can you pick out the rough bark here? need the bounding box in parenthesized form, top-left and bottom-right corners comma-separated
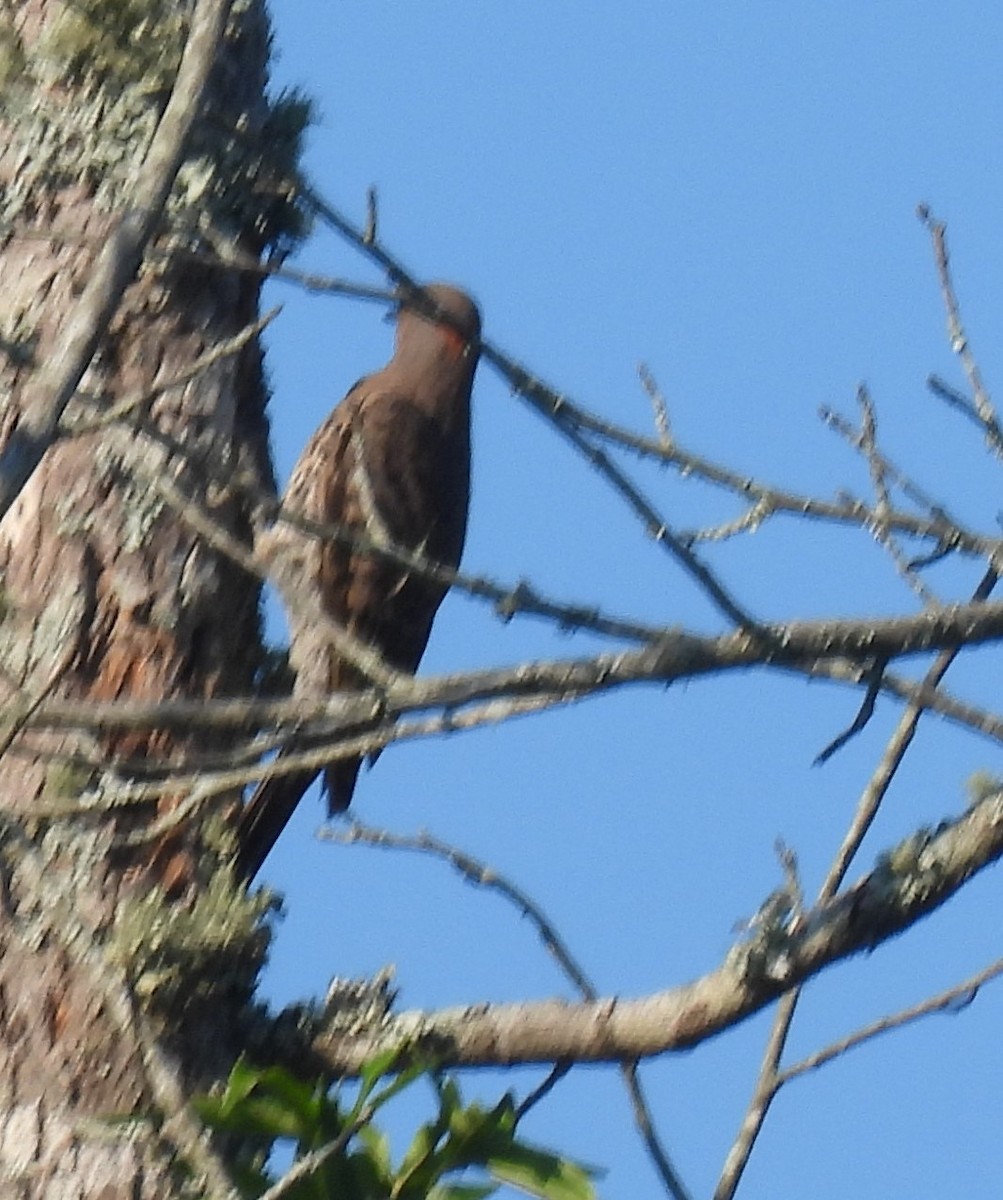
(0, 2, 293, 1194)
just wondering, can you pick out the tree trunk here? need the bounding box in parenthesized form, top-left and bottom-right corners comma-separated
(0, 2, 294, 1193)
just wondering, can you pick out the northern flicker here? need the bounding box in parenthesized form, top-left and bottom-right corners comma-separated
(236, 284, 481, 879)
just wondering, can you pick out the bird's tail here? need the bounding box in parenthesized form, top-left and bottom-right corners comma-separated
(324, 756, 363, 815)
(233, 755, 318, 883)
(233, 751, 366, 882)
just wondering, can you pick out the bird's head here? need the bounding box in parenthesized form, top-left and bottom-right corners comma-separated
(392, 284, 482, 378)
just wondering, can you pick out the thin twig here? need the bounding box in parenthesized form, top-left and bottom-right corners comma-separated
(620, 1062, 693, 1200)
(0, 633, 78, 763)
(273, 500, 679, 643)
(777, 953, 1003, 1084)
(330, 823, 599, 994)
(101, 692, 575, 805)
(549, 417, 762, 632)
(821, 406, 978, 557)
(638, 362, 673, 447)
(927, 373, 986, 430)
(0, 632, 995, 745)
(918, 205, 1003, 456)
(855, 385, 939, 603)
(4, 601, 1003, 815)
(813, 656, 888, 765)
(60, 308, 281, 436)
(0, 217, 398, 307)
(515, 1064, 572, 1119)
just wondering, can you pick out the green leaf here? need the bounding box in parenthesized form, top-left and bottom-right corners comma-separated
(352, 1057, 428, 1123)
(236, 1097, 311, 1141)
(358, 1045, 404, 1092)
(356, 1124, 393, 1180)
(194, 1060, 341, 1146)
(436, 1077, 463, 1121)
(225, 1161, 273, 1200)
(196, 1059, 601, 1200)
(252, 1067, 327, 1130)
(210, 1057, 270, 1113)
(345, 1145, 392, 1197)
(396, 1116, 447, 1179)
(427, 1185, 499, 1200)
(487, 1143, 599, 1200)
(457, 1097, 515, 1139)
(440, 1097, 518, 1169)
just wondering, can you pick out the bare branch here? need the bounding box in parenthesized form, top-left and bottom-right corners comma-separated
(516, 1064, 571, 1118)
(300, 790, 1003, 1074)
(0, 216, 399, 308)
(638, 362, 673, 447)
(918, 205, 1003, 455)
(800, 655, 1003, 743)
(821, 405, 976, 549)
(542, 415, 761, 630)
(101, 693, 577, 806)
(621, 1063, 693, 1200)
(2, 594, 1003, 813)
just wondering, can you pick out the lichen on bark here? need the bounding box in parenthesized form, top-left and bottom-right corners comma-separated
(0, 4, 308, 1188)
(0, 0, 311, 252)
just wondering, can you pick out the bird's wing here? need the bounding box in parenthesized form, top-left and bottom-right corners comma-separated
(301, 380, 461, 680)
(237, 374, 470, 876)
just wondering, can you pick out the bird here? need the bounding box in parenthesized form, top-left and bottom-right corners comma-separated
(235, 283, 481, 880)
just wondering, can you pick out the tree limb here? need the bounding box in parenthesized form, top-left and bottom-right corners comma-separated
(292, 790, 1003, 1074)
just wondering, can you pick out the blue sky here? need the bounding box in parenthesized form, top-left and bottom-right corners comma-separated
(257, 5, 1003, 1197)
